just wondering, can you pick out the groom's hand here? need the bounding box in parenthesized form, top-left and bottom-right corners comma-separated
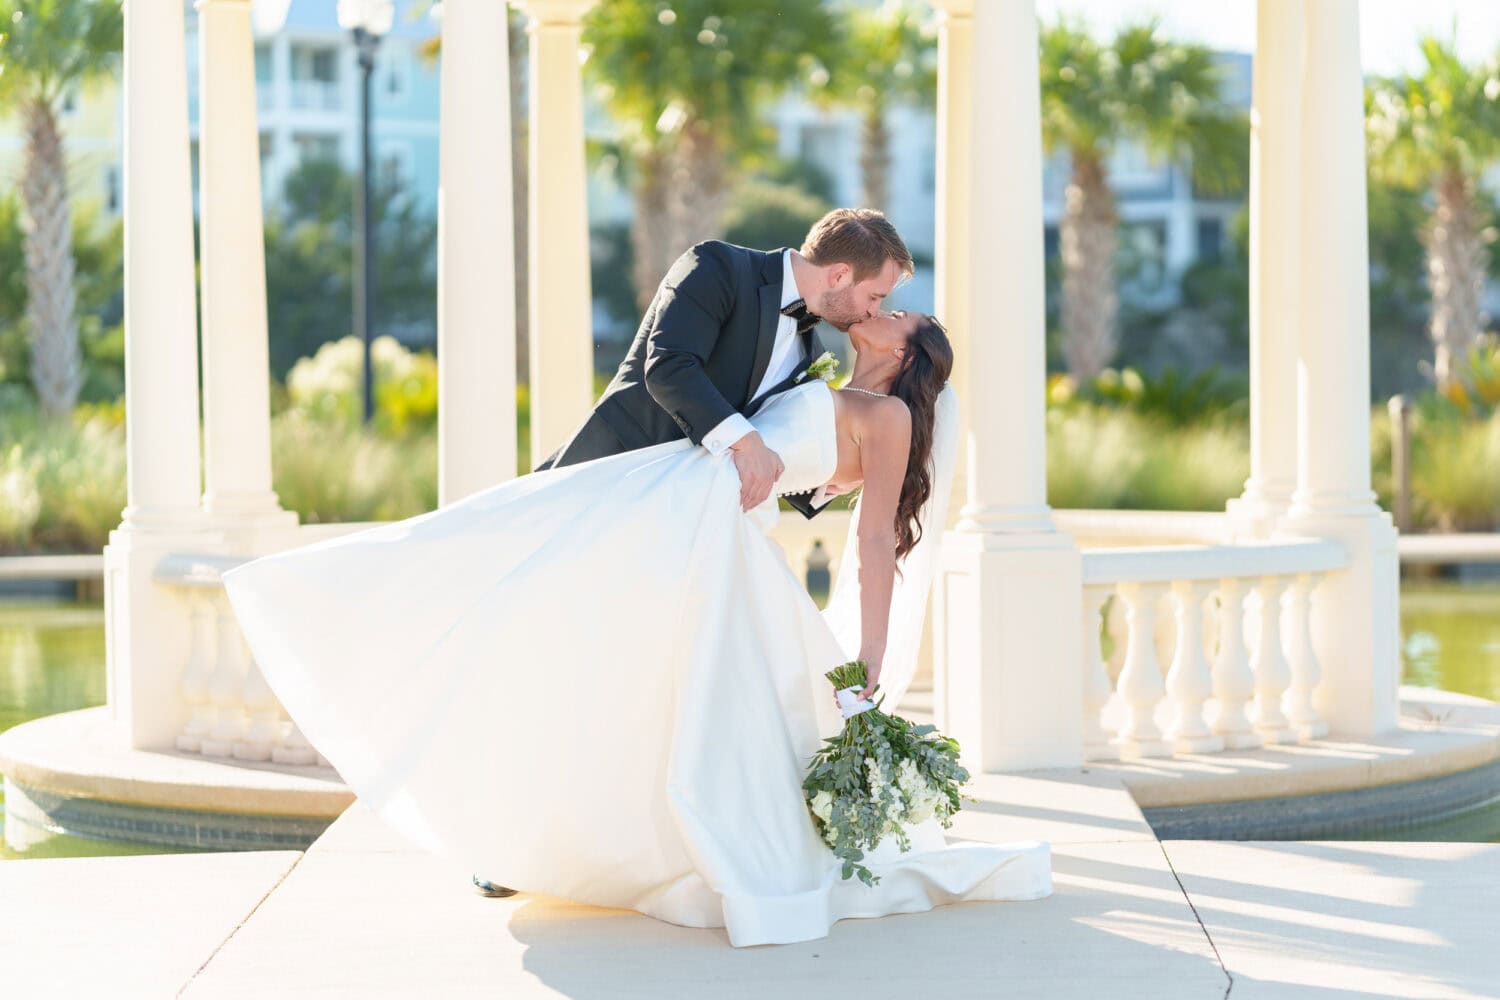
(728, 431, 784, 511)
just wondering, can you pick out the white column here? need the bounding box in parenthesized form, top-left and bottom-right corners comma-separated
(521, 0, 596, 465)
(196, 0, 293, 532)
(437, 0, 518, 504)
(107, 0, 222, 749)
(1291, 0, 1377, 517)
(1283, 0, 1401, 738)
(931, 0, 1083, 772)
(932, 0, 971, 425)
(120, 0, 203, 532)
(1228, 0, 1302, 530)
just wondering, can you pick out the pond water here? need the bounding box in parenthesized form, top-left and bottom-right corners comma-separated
(3, 579, 1499, 858)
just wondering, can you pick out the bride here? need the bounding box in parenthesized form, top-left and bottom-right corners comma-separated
(222, 309, 1052, 948)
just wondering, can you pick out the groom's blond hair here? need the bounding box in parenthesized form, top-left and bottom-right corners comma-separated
(801, 208, 914, 284)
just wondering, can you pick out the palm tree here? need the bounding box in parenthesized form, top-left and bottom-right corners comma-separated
(1039, 17, 1246, 383)
(824, 0, 936, 213)
(583, 0, 837, 309)
(0, 0, 121, 418)
(1366, 35, 1500, 391)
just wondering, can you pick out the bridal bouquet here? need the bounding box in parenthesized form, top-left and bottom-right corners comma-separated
(802, 661, 972, 886)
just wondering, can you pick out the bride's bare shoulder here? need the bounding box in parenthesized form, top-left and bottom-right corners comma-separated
(850, 393, 911, 449)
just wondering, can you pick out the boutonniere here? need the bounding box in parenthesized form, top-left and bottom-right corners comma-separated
(797, 351, 840, 384)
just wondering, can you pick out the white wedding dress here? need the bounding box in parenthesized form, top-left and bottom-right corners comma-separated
(223, 378, 1052, 947)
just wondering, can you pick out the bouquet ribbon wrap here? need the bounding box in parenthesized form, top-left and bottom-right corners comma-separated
(834, 685, 877, 720)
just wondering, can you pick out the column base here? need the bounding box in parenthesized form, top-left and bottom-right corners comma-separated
(933, 526, 1083, 772)
(201, 489, 297, 519)
(104, 523, 230, 750)
(956, 502, 1058, 536)
(200, 504, 301, 553)
(1225, 486, 1294, 538)
(1280, 505, 1400, 739)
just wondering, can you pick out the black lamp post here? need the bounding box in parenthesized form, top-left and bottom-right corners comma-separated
(337, 0, 394, 425)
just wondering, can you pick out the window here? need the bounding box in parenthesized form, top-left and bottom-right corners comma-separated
(254, 43, 273, 85)
(1197, 217, 1224, 263)
(294, 132, 341, 164)
(291, 46, 338, 84)
(1108, 139, 1173, 198)
(290, 45, 341, 110)
(379, 141, 415, 193)
(1118, 220, 1169, 293)
(380, 46, 411, 104)
(104, 165, 120, 214)
(798, 121, 855, 203)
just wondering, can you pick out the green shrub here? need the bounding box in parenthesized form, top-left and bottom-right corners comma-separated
(270, 412, 437, 523)
(1046, 403, 1248, 510)
(1409, 409, 1500, 531)
(0, 406, 127, 554)
(284, 334, 437, 436)
(1061, 365, 1248, 425)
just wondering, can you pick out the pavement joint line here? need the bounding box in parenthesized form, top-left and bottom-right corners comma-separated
(174, 850, 306, 998)
(1156, 839, 1235, 1000)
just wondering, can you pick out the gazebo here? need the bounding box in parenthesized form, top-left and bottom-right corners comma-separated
(1, 0, 1398, 847)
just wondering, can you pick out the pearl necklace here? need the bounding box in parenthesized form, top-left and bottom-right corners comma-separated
(839, 385, 890, 399)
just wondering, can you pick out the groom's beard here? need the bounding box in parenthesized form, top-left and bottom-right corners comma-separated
(816, 287, 866, 332)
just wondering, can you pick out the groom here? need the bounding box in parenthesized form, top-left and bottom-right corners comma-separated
(473, 209, 913, 899)
(534, 207, 915, 512)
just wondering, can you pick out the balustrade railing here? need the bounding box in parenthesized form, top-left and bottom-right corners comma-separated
(1080, 538, 1347, 761)
(155, 552, 326, 767)
(151, 513, 1350, 772)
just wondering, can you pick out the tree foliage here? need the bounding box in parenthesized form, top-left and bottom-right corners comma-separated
(264, 159, 437, 380)
(1039, 16, 1247, 195)
(0, 0, 121, 106)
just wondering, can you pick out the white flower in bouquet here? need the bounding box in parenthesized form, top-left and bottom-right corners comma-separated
(802, 661, 973, 887)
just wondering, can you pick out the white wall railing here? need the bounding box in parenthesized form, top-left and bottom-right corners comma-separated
(147, 513, 1352, 771)
(152, 522, 380, 767)
(1080, 537, 1348, 761)
(154, 553, 324, 766)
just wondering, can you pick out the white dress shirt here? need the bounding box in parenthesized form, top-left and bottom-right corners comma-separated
(700, 249, 807, 456)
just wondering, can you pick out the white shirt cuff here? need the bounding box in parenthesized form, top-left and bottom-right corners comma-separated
(701, 413, 755, 456)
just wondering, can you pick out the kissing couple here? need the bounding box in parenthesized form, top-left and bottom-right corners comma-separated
(224, 207, 1053, 948)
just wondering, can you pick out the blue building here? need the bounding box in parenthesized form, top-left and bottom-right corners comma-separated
(185, 0, 442, 216)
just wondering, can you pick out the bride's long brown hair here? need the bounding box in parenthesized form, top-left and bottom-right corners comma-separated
(887, 315, 954, 564)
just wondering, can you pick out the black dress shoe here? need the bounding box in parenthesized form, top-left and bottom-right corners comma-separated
(473, 874, 518, 897)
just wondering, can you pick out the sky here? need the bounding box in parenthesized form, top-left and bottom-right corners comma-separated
(1034, 0, 1500, 77)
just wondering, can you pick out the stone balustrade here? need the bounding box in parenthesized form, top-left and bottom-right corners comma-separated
(149, 514, 1355, 773)
(153, 552, 325, 767)
(1079, 537, 1348, 761)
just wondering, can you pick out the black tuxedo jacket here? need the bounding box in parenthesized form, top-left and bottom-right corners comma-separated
(535, 241, 830, 519)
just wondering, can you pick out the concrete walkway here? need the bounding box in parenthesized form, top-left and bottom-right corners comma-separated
(4, 756, 1498, 999)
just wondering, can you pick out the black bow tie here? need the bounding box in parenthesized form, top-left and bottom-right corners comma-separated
(780, 298, 820, 336)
